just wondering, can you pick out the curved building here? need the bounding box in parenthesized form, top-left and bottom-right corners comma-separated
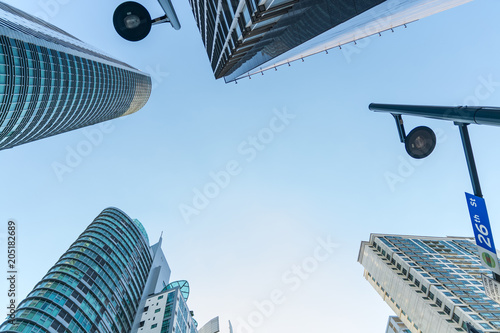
(0, 2, 151, 150)
(0, 208, 154, 333)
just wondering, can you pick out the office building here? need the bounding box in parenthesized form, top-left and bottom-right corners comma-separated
(386, 316, 411, 333)
(0, 2, 151, 150)
(0, 207, 201, 333)
(189, 0, 472, 82)
(136, 280, 198, 333)
(198, 316, 233, 333)
(198, 317, 220, 333)
(358, 234, 500, 333)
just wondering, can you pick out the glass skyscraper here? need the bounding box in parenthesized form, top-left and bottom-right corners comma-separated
(0, 208, 206, 333)
(359, 234, 500, 333)
(0, 2, 151, 150)
(189, 0, 472, 82)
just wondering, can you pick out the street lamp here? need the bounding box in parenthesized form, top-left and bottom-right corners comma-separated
(369, 103, 500, 197)
(404, 126, 436, 159)
(370, 103, 500, 285)
(113, 0, 181, 41)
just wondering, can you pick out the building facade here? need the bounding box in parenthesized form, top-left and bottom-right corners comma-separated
(358, 234, 500, 333)
(0, 2, 151, 150)
(136, 281, 197, 333)
(386, 316, 411, 333)
(198, 317, 220, 333)
(0, 208, 202, 333)
(189, 0, 472, 82)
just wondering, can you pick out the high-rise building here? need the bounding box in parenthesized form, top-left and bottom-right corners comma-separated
(136, 280, 198, 333)
(386, 316, 411, 333)
(189, 0, 472, 82)
(0, 208, 201, 333)
(198, 317, 220, 333)
(358, 234, 500, 333)
(198, 316, 233, 333)
(0, 2, 151, 150)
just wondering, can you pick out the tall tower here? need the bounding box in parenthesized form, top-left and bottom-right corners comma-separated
(0, 2, 151, 150)
(0, 208, 154, 333)
(189, 0, 472, 82)
(358, 234, 500, 333)
(0, 208, 210, 333)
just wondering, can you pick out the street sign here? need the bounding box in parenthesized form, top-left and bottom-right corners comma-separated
(482, 274, 500, 304)
(465, 193, 500, 274)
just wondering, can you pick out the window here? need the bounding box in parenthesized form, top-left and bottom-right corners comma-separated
(139, 321, 144, 328)
(479, 323, 492, 329)
(422, 285, 427, 293)
(415, 279, 420, 287)
(429, 292, 434, 300)
(155, 308, 161, 313)
(408, 274, 414, 281)
(143, 306, 149, 312)
(151, 324, 158, 329)
(436, 298, 442, 307)
(444, 306, 451, 315)
(452, 313, 460, 323)
(158, 295, 164, 300)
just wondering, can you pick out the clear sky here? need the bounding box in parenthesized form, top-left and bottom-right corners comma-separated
(1, 0, 500, 332)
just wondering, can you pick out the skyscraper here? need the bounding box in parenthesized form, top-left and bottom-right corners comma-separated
(358, 234, 500, 333)
(189, 0, 472, 82)
(0, 208, 201, 333)
(0, 2, 151, 150)
(386, 316, 411, 333)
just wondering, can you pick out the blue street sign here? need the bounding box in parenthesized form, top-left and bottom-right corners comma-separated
(465, 192, 500, 274)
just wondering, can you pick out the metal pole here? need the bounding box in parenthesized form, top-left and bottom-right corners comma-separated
(457, 123, 483, 198)
(369, 103, 500, 127)
(392, 114, 406, 143)
(456, 123, 500, 282)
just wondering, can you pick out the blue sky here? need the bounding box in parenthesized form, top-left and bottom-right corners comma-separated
(1, 0, 500, 332)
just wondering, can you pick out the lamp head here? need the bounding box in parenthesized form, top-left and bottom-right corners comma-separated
(405, 126, 436, 159)
(113, 2, 152, 41)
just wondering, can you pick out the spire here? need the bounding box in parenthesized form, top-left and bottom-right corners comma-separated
(158, 231, 163, 247)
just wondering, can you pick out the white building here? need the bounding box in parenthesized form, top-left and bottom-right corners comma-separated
(137, 280, 197, 333)
(358, 234, 500, 333)
(386, 316, 411, 333)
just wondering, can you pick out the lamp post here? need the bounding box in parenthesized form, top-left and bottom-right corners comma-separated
(369, 103, 500, 282)
(368, 103, 499, 197)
